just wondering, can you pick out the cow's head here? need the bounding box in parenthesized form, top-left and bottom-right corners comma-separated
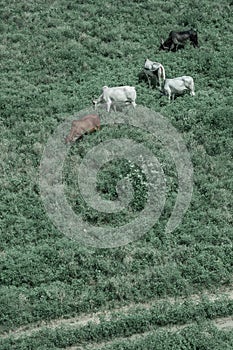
(188, 29, 199, 47)
(65, 135, 71, 144)
(93, 90, 105, 109)
(159, 38, 170, 51)
(159, 38, 164, 50)
(65, 132, 82, 144)
(190, 34, 199, 47)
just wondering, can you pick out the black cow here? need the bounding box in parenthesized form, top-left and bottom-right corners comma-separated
(159, 29, 198, 51)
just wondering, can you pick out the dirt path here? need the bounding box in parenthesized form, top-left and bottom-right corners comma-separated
(1, 285, 233, 341)
(64, 316, 233, 350)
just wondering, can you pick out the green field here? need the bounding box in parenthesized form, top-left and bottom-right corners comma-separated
(0, 0, 233, 348)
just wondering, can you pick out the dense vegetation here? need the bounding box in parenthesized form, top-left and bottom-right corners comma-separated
(1, 298, 233, 349)
(0, 0, 232, 348)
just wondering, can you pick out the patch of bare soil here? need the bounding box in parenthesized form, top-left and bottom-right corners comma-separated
(1, 285, 233, 342)
(65, 316, 233, 350)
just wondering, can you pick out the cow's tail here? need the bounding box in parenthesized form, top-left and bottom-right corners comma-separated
(160, 65, 165, 81)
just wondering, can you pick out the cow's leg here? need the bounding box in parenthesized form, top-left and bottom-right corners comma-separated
(149, 77, 152, 89)
(146, 73, 151, 88)
(172, 37, 179, 51)
(157, 70, 161, 89)
(165, 87, 171, 102)
(106, 99, 111, 112)
(170, 42, 175, 51)
(131, 101, 137, 108)
(159, 67, 165, 91)
(175, 43, 179, 52)
(158, 77, 162, 90)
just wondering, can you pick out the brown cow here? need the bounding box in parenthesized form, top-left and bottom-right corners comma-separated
(65, 114, 100, 143)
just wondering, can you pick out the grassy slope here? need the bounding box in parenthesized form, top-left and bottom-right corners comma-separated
(0, 0, 233, 347)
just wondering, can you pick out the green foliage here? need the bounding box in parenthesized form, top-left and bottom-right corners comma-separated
(1, 299, 233, 349)
(0, 0, 232, 347)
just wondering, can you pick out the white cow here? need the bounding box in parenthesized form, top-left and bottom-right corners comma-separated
(163, 76, 195, 102)
(93, 86, 137, 112)
(143, 58, 166, 89)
